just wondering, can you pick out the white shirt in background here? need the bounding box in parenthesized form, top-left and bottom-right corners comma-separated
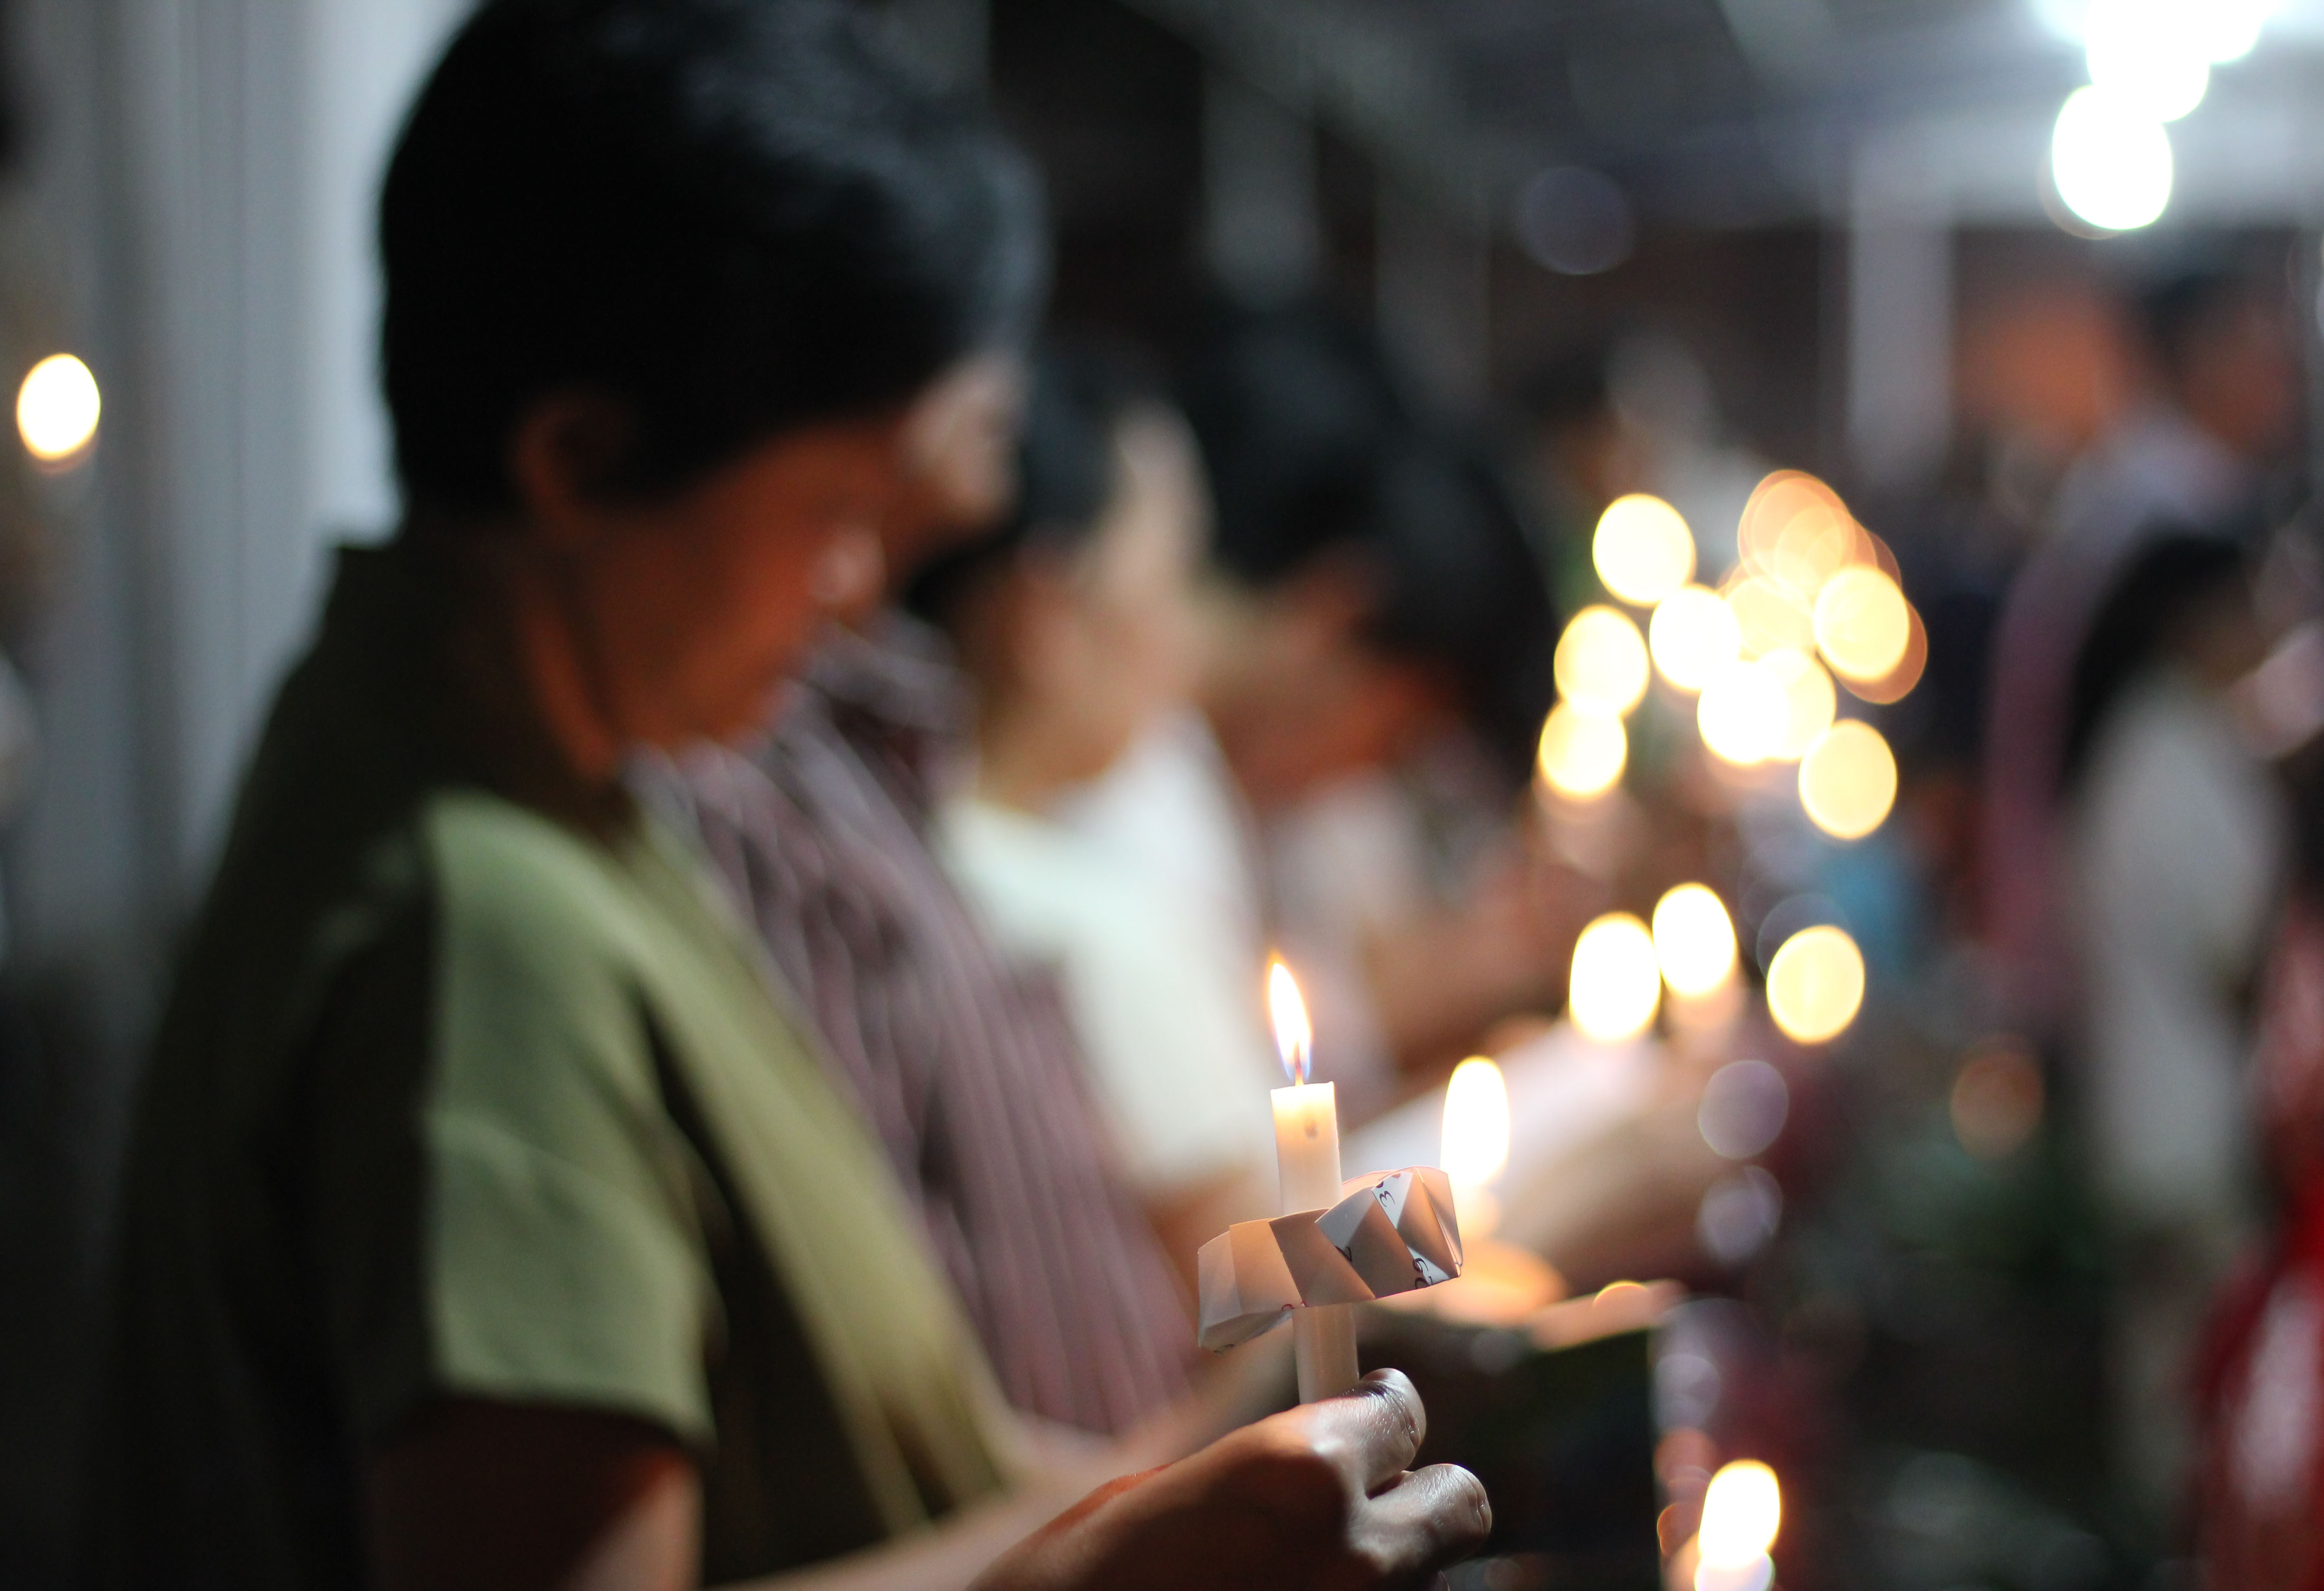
(2073, 666, 2283, 1236)
(942, 717, 1282, 1199)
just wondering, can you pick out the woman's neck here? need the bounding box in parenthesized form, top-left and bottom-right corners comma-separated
(970, 696, 1080, 815)
(415, 518, 633, 827)
(505, 559, 627, 784)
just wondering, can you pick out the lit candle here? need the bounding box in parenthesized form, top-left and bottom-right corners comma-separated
(1440, 1055, 1510, 1241)
(1268, 958, 1361, 1403)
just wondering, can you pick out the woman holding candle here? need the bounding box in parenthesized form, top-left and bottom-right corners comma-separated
(77, 4, 1486, 1588)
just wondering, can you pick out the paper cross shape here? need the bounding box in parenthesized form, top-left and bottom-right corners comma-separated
(1195, 1167, 1465, 1352)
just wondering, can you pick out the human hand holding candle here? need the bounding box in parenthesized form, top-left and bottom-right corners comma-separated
(1268, 960, 1360, 1403)
(970, 1370, 1490, 1591)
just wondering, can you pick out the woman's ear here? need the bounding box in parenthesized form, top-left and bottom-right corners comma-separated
(506, 392, 640, 550)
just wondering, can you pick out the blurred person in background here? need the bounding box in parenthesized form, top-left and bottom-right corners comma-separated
(2065, 535, 2289, 1535)
(2193, 713, 2324, 1591)
(1511, 334, 1769, 604)
(80, 4, 1491, 1587)
(1064, 310, 1578, 1122)
(906, 349, 1281, 1285)
(1512, 341, 1642, 589)
(1985, 264, 2301, 1033)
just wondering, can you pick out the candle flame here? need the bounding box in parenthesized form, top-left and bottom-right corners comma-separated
(1697, 1459, 1782, 1569)
(1441, 1057, 1511, 1187)
(1268, 957, 1312, 1084)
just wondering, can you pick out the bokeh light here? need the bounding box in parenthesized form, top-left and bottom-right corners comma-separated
(1555, 604, 1650, 717)
(2193, 0, 2276, 62)
(1760, 649, 1835, 762)
(1765, 926, 1865, 1045)
(1698, 1060, 1789, 1160)
(1537, 703, 1627, 800)
(1723, 576, 1815, 659)
(1516, 165, 1637, 276)
(1651, 585, 1743, 693)
(1841, 600, 1928, 705)
(1652, 883, 1737, 998)
(17, 353, 99, 462)
(2084, 0, 2210, 120)
(1951, 1037, 2045, 1160)
(1442, 1054, 1512, 1240)
(1593, 493, 1696, 606)
(1770, 510, 1861, 600)
(1697, 658, 1788, 766)
(1442, 1055, 1511, 1185)
(1568, 912, 1661, 1043)
(1696, 1167, 1784, 1273)
(2051, 87, 2172, 231)
(1697, 1459, 1783, 1582)
(1812, 566, 1910, 683)
(1798, 720, 1897, 840)
(1737, 471, 1848, 579)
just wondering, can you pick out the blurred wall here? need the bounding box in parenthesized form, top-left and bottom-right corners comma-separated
(0, 3, 467, 1583)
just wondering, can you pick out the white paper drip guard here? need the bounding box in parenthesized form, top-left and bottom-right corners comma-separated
(1195, 1167, 1465, 1352)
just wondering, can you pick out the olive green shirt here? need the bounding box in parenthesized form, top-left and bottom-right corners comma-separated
(81, 542, 1016, 1590)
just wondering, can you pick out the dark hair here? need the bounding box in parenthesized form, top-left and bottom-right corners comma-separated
(1180, 309, 1405, 588)
(1182, 310, 1557, 780)
(904, 346, 1151, 626)
(380, 0, 1046, 512)
(2062, 533, 2248, 793)
(1362, 439, 1558, 782)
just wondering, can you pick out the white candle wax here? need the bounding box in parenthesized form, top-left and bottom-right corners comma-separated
(1273, 1079, 1360, 1402)
(1272, 1080, 1343, 1212)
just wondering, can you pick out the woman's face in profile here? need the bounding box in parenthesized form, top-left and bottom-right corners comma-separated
(534, 411, 905, 751)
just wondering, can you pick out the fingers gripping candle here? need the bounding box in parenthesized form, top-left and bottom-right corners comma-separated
(1268, 959, 1361, 1402)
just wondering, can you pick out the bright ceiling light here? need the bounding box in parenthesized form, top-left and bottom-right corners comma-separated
(2043, 0, 2274, 60)
(2085, 0, 2209, 119)
(2032, 0, 2093, 44)
(2195, 0, 2277, 61)
(2051, 87, 2172, 232)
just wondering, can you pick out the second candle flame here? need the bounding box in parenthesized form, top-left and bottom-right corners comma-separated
(1268, 957, 1313, 1085)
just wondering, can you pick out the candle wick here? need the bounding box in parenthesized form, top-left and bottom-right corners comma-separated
(1305, 1122, 1317, 1139)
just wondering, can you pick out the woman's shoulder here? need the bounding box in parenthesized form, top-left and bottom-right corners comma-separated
(421, 791, 670, 985)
